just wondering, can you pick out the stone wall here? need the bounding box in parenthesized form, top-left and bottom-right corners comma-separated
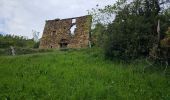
(39, 15, 92, 49)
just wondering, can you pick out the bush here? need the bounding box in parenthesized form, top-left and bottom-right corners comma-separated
(0, 47, 53, 56)
(149, 27, 170, 65)
(0, 34, 37, 48)
(33, 42, 40, 48)
(99, 0, 170, 61)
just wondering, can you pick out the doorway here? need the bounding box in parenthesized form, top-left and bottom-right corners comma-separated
(59, 39, 68, 48)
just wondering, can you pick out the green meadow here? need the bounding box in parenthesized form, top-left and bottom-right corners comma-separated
(0, 49, 169, 100)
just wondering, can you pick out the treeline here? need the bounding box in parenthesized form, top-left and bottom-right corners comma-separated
(0, 34, 50, 56)
(90, 0, 170, 63)
(0, 34, 39, 48)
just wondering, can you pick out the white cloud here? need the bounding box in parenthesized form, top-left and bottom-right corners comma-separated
(0, 0, 116, 38)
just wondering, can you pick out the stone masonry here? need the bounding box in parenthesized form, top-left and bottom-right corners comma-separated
(39, 15, 92, 49)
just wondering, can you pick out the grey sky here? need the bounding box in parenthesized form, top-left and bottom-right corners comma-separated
(0, 0, 116, 38)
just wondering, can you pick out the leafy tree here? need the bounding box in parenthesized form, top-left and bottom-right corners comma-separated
(91, 23, 106, 47)
(89, 0, 170, 60)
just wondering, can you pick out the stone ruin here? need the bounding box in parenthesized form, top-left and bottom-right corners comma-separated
(39, 15, 92, 49)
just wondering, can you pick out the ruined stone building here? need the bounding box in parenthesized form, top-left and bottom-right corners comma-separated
(39, 15, 92, 49)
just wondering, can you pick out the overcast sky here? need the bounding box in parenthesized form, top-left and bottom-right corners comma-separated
(0, 0, 116, 38)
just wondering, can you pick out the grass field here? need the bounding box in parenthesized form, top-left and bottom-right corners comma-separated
(0, 49, 169, 100)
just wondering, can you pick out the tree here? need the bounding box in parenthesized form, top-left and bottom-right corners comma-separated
(89, 0, 170, 60)
(91, 23, 106, 47)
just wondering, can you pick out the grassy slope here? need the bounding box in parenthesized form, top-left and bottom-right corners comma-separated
(0, 49, 169, 100)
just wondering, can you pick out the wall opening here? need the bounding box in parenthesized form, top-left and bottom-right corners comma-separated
(60, 43, 68, 48)
(59, 39, 68, 48)
(72, 19, 76, 23)
(70, 25, 77, 35)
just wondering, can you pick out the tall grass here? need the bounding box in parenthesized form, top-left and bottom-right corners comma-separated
(0, 49, 169, 100)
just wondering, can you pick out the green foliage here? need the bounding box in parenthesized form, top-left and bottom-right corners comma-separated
(89, 0, 170, 61)
(104, 0, 157, 60)
(33, 42, 40, 48)
(0, 34, 38, 48)
(91, 23, 106, 47)
(0, 49, 169, 99)
(158, 27, 170, 63)
(0, 47, 53, 56)
(165, 27, 170, 37)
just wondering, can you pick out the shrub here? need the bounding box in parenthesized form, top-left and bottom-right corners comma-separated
(0, 47, 53, 56)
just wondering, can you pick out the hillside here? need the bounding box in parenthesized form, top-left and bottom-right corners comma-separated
(0, 49, 169, 100)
